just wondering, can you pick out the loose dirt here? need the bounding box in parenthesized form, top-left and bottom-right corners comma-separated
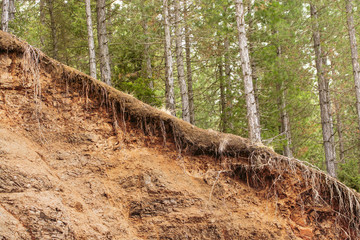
(0, 32, 353, 239)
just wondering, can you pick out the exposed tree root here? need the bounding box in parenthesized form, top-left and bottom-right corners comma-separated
(1, 30, 360, 238)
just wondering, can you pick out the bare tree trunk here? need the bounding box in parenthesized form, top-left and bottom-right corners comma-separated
(8, 0, 14, 21)
(247, 1, 260, 130)
(346, 0, 360, 133)
(142, 18, 153, 89)
(174, 0, 190, 122)
(163, 0, 176, 116)
(281, 89, 292, 158)
(276, 46, 292, 158)
(141, 3, 153, 90)
(334, 100, 345, 163)
(277, 86, 292, 158)
(219, 59, 226, 132)
(1, 0, 9, 32)
(311, 3, 337, 178)
(235, 0, 261, 142)
(85, 0, 97, 79)
(39, 0, 46, 48)
(47, 0, 58, 59)
(224, 38, 233, 131)
(96, 0, 112, 86)
(184, 0, 194, 124)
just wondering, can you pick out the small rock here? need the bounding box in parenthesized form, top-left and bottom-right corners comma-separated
(39, 211, 48, 220)
(86, 133, 99, 143)
(245, 212, 256, 219)
(163, 200, 170, 205)
(143, 174, 153, 187)
(298, 226, 314, 239)
(74, 202, 83, 212)
(56, 151, 70, 160)
(29, 210, 36, 215)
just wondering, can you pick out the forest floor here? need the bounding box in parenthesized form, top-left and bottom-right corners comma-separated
(0, 45, 343, 239)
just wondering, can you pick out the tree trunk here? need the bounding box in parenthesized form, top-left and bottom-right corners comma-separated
(142, 17, 153, 89)
(85, 0, 97, 79)
(219, 59, 226, 132)
(174, 0, 190, 122)
(235, 0, 261, 142)
(247, 1, 260, 132)
(39, 0, 46, 48)
(184, 0, 194, 124)
(276, 46, 292, 158)
(1, 0, 9, 32)
(346, 0, 360, 133)
(277, 86, 293, 158)
(96, 0, 112, 86)
(163, 0, 176, 116)
(47, 0, 58, 59)
(8, 0, 14, 21)
(311, 3, 337, 178)
(334, 100, 345, 163)
(224, 38, 234, 131)
(282, 91, 292, 157)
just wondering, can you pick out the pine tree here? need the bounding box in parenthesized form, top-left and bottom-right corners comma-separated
(1, 0, 9, 32)
(310, 3, 336, 178)
(345, 0, 360, 133)
(163, 0, 176, 116)
(235, 0, 261, 142)
(96, 0, 112, 86)
(174, 0, 190, 122)
(85, 0, 97, 79)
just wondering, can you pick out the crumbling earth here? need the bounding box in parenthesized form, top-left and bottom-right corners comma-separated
(0, 31, 356, 239)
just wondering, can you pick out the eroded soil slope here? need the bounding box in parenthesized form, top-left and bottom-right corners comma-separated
(0, 40, 347, 239)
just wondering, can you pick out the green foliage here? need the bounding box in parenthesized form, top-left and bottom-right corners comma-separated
(338, 159, 360, 192)
(115, 76, 162, 107)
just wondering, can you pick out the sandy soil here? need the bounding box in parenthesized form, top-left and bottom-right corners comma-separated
(0, 50, 342, 239)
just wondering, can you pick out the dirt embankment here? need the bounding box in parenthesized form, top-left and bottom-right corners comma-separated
(0, 31, 358, 239)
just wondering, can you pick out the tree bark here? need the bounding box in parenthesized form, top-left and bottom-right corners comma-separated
(311, 3, 337, 178)
(39, 0, 46, 48)
(174, 0, 190, 122)
(246, 0, 260, 131)
(8, 0, 14, 21)
(224, 37, 234, 131)
(142, 17, 153, 89)
(96, 0, 112, 86)
(163, 0, 176, 116)
(184, 0, 194, 124)
(47, 0, 58, 59)
(1, 0, 9, 32)
(334, 100, 345, 163)
(219, 59, 226, 132)
(85, 0, 97, 79)
(345, 0, 360, 133)
(276, 46, 292, 158)
(235, 0, 261, 142)
(277, 85, 293, 158)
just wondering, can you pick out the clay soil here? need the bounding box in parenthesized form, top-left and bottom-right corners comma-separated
(0, 41, 349, 239)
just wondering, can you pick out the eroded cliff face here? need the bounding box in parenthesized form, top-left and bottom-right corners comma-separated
(0, 33, 352, 240)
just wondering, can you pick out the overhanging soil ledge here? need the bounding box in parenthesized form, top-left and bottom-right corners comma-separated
(0, 30, 359, 239)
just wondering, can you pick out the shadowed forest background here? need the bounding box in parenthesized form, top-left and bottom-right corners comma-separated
(4, 0, 360, 190)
